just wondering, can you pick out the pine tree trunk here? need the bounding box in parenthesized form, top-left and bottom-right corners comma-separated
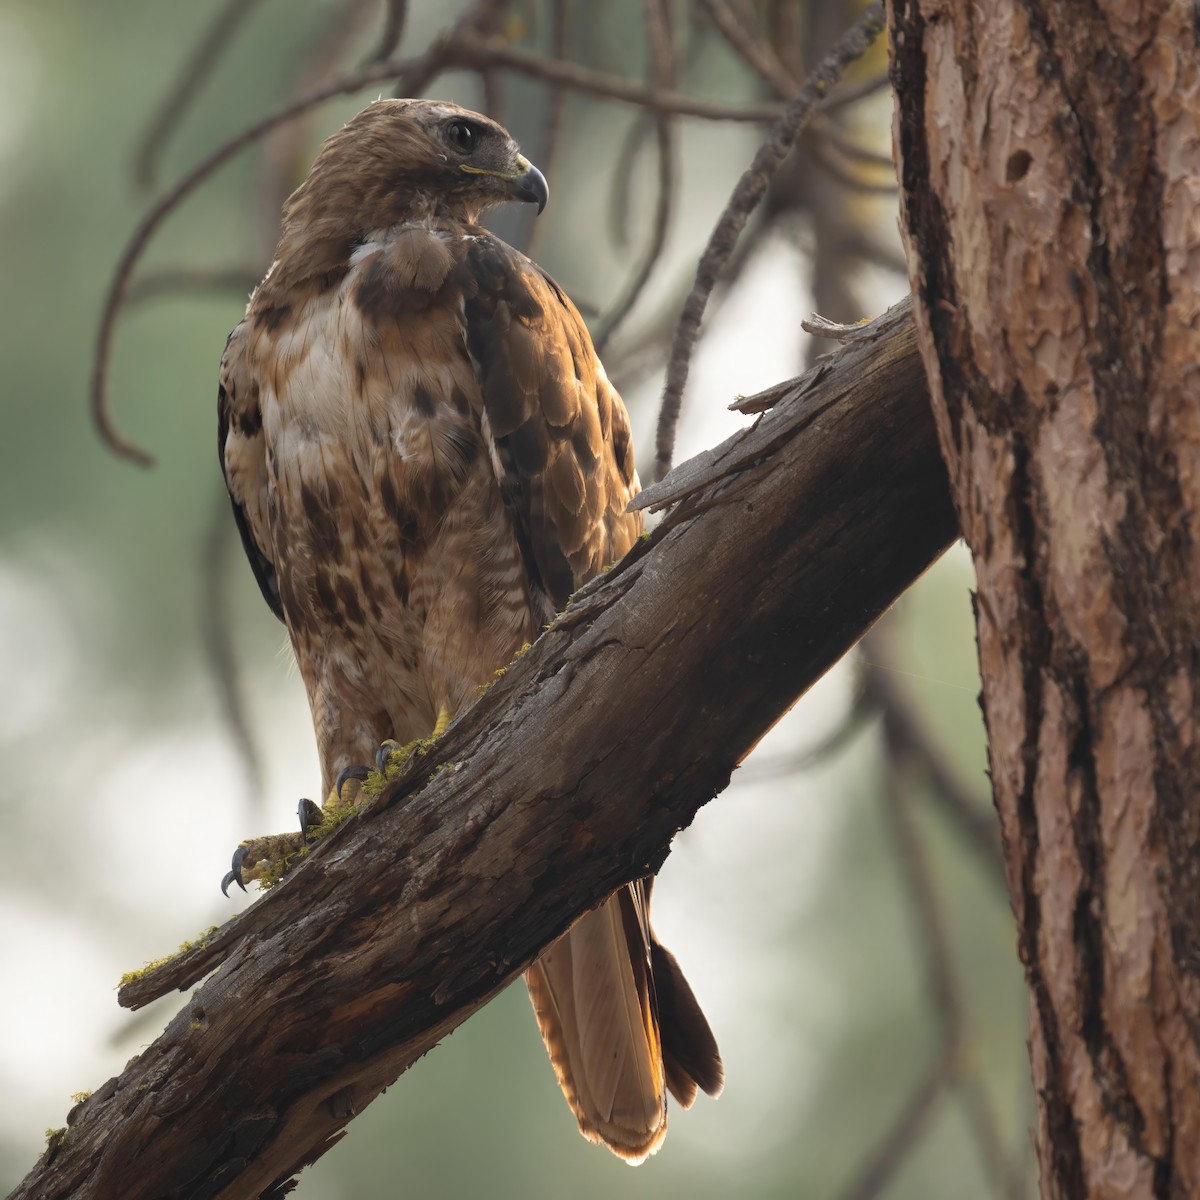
(889, 2, 1200, 1195)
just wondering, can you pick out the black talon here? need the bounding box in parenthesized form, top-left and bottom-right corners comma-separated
(335, 765, 369, 800)
(376, 740, 401, 775)
(298, 798, 323, 841)
(221, 846, 248, 897)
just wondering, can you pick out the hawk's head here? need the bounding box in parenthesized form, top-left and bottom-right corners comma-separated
(276, 100, 547, 273)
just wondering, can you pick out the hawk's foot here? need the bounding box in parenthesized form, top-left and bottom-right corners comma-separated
(220, 829, 308, 895)
(431, 704, 453, 739)
(374, 707, 454, 777)
(220, 792, 345, 896)
(221, 709, 456, 895)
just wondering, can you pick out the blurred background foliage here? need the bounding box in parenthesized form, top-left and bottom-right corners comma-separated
(0, 1, 1031, 1196)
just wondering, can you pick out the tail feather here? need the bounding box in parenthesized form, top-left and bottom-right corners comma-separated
(524, 880, 722, 1162)
(651, 938, 724, 1106)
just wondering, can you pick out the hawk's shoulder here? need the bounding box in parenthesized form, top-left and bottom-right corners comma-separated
(461, 233, 642, 609)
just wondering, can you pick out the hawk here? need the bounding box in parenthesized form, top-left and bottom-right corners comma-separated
(218, 99, 722, 1161)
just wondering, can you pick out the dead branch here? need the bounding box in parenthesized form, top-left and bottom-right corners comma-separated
(132, 0, 270, 190)
(22, 296, 955, 1199)
(654, 2, 887, 480)
(593, 0, 679, 353)
(700, 0, 797, 99)
(364, 0, 409, 65)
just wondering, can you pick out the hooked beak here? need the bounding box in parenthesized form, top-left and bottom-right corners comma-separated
(505, 156, 549, 214)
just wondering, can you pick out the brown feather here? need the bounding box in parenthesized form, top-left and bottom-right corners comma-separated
(524, 889, 667, 1162)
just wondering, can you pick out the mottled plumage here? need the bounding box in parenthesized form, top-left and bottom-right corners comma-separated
(219, 99, 721, 1161)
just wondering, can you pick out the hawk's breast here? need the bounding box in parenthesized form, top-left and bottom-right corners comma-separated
(246, 224, 538, 745)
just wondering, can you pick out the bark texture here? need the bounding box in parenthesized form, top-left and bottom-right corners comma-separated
(15, 300, 957, 1200)
(890, 3, 1200, 1196)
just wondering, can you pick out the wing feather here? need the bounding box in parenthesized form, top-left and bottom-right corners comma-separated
(462, 236, 641, 610)
(218, 322, 282, 623)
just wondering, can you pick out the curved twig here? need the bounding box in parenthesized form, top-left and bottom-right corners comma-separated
(653, 3, 887, 480)
(123, 267, 262, 308)
(520, 0, 567, 257)
(594, 0, 678, 354)
(456, 35, 787, 121)
(133, 0, 270, 191)
(700, 0, 796, 99)
(365, 0, 409, 64)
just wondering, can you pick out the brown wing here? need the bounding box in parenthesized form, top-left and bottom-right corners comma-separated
(463, 236, 722, 1157)
(462, 235, 641, 611)
(218, 321, 281, 622)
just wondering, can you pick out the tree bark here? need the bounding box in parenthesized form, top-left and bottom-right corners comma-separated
(15, 299, 957, 1200)
(890, 3, 1200, 1196)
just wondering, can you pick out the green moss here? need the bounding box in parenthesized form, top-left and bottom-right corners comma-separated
(69, 1091, 91, 1105)
(491, 640, 532, 681)
(252, 853, 294, 890)
(45, 1127, 66, 1149)
(118, 925, 220, 989)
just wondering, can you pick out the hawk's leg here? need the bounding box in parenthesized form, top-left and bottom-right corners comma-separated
(219, 706, 455, 895)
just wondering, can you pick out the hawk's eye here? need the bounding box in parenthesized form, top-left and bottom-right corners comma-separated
(446, 121, 476, 152)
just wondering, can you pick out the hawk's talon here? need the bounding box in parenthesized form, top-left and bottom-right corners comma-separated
(298, 798, 323, 841)
(221, 846, 249, 897)
(376, 739, 403, 775)
(335, 765, 369, 802)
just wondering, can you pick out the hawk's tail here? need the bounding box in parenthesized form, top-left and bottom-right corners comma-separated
(523, 882, 723, 1163)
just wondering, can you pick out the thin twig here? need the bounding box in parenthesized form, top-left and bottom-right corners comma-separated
(764, 0, 806, 82)
(820, 67, 891, 114)
(480, 67, 506, 125)
(868, 631, 1026, 1200)
(365, 0, 409, 64)
(123, 267, 262, 308)
(837, 1050, 955, 1200)
(652, 3, 886, 480)
(862, 634, 1006, 890)
(809, 135, 899, 195)
(519, 0, 567, 256)
(133, 0, 270, 191)
(456, 35, 787, 121)
(839, 230, 909, 276)
(594, 0, 678, 354)
(835, 752, 961, 1200)
(813, 117, 895, 169)
(700, 0, 796, 98)
(957, 1076, 1032, 1200)
(389, 0, 514, 99)
(608, 112, 656, 249)
(734, 669, 877, 780)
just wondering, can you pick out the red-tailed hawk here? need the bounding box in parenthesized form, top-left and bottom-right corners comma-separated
(218, 99, 722, 1161)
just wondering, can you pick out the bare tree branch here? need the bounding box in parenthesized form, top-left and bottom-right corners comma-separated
(654, 2, 886, 480)
(364, 0, 409, 64)
(132, 0, 270, 190)
(594, 0, 679, 353)
(25, 297, 956, 1199)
